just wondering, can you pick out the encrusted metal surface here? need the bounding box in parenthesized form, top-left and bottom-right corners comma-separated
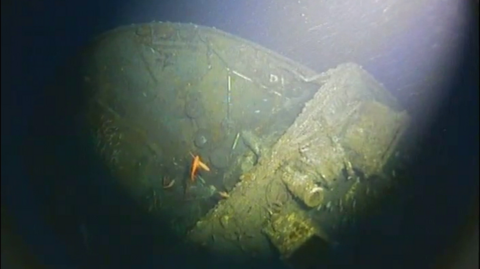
(187, 63, 410, 263)
(81, 22, 322, 230)
(34, 21, 411, 268)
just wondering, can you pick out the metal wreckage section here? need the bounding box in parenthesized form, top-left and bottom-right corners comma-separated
(77, 22, 409, 268)
(186, 63, 409, 268)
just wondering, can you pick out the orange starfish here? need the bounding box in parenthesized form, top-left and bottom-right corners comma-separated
(190, 153, 210, 182)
